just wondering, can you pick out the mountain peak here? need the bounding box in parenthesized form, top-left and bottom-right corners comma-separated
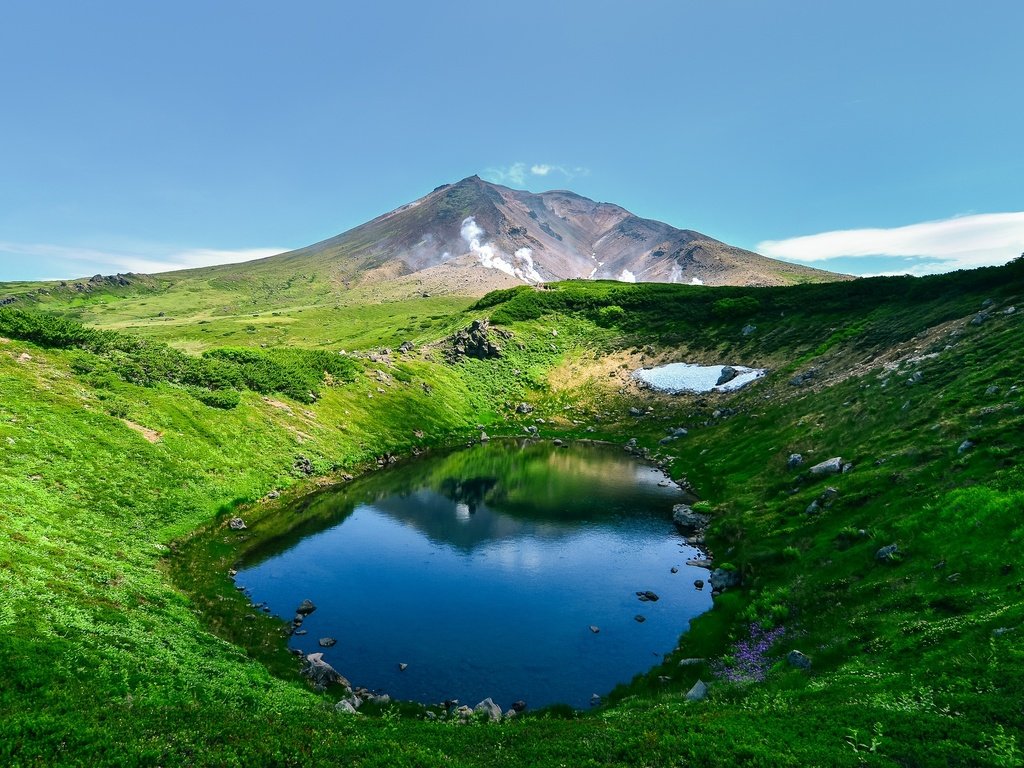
(205, 180, 847, 293)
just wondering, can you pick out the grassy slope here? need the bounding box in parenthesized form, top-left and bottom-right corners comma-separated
(2, 262, 1023, 766)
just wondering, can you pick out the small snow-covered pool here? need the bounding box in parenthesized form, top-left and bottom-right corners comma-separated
(632, 363, 766, 394)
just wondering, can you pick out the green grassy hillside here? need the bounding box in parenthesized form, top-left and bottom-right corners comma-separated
(2, 260, 1022, 766)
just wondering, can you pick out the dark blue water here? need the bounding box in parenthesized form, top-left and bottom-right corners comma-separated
(235, 441, 711, 710)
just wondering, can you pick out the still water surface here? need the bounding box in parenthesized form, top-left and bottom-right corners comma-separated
(236, 440, 711, 709)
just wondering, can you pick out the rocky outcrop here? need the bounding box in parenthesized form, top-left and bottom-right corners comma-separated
(672, 504, 711, 531)
(302, 652, 350, 691)
(448, 319, 510, 360)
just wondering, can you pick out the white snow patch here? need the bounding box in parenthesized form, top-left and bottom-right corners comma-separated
(632, 363, 766, 394)
(618, 269, 636, 283)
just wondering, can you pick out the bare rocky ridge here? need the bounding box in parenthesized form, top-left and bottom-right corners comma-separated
(225, 176, 846, 291)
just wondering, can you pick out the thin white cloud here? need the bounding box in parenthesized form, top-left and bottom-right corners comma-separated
(483, 162, 589, 188)
(757, 212, 1024, 275)
(0, 241, 285, 279)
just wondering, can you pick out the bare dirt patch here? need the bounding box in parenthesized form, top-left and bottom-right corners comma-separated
(122, 419, 162, 443)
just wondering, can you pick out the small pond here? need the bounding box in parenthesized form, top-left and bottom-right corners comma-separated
(234, 440, 711, 710)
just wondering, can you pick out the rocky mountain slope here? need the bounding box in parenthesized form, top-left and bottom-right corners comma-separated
(257, 175, 844, 290)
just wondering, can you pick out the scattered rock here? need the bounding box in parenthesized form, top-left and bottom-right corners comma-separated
(957, 440, 975, 455)
(474, 697, 502, 722)
(335, 699, 359, 715)
(302, 653, 350, 691)
(634, 614, 646, 623)
(515, 402, 534, 414)
(716, 366, 738, 386)
(670, 567, 679, 574)
(805, 500, 821, 515)
(636, 590, 660, 602)
(875, 543, 900, 562)
(319, 637, 336, 648)
(809, 457, 843, 476)
(741, 324, 756, 336)
(789, 369, 817, 387)
(677, 658, 704, 667)
(399, 662, 408, 671)
(787, 453, 804, 470)
(787, 650, 812, 670)
(672, 504, 711, 531)
(17, 352, 32, 362)
(971, 311, 991, 326)
(693, 579, 704, 590)
(296, 599, 317, 616)
(589, 625, 600, 634)
(479, 431, 489, 443)
(512, 700, 527, 713)
(685, 680, 708, 701)
(628, 407, 643, 417)
(590, 694, 602, 706)
(293, 455, 315, 476)
(986, 385, 1000, 396)
(228, 517, 247, 530)
(398, 340, 415, 354)
(709, 568, 740, 591)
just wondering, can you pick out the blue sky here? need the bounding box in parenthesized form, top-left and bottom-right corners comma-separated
(1, 1, 1022, 281)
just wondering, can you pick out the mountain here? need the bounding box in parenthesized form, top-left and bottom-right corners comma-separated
(226, 175, 845, 292)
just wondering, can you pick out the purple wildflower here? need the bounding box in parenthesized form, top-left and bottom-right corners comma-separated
(713, 623, 786, 683)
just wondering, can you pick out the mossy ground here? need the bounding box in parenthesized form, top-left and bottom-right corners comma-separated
(1, 262, 1023, 766)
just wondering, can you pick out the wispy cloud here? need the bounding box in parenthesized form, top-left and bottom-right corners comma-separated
(0, 241, 286, 280)
(757, 212, 1024, 276)
(483, 162, 588, 188)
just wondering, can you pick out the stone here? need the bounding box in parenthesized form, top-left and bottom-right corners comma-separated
(685, 679, 708, 701)
(398, 340, 415, 354)
(228, 517, 247, 530)
(399, 662, 408, 671)
(634, 614, 646, 623)
(552, 438, 563, 446)
(787, 650, 812, 669)
(805, 500, 821, 515)
(787, 453, 804, 470)
(789, 368, 817, 387)
(296, 599, 317, 615)
(672, 504, 711, 531)
(512, 700, 527, 712)
(971, 311, 991, 326)
(590, 694, 602, 706)
(479, 431, 489, 443)
(318, 637, 336, 648)
(677, 658, 704, 667)
(636, 590, 660, 602)
(709, 568, 740, 590)
(957, 440, 975, 455)
(334, 699, 358, 715)
(670, 567, 679, 574)
(875, 543, 900, 562)
(986, 385, 1000, 396)
(293, 455, 315, 476)
(302, 653, 350, 691)
(741, 324, 756, 336)
(809, 457, 843, 476)
(589, 625, 600, 634)
(628, 407, 643, 417)
(474, 697, 502, 722)
(448, 319, 507, 360)
(716, 366, 738, 386)
(693, 579, 704, 590)
(515, 402, 534, 414)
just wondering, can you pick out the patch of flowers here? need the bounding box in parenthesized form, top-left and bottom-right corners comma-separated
(714, 623, 786, 683)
